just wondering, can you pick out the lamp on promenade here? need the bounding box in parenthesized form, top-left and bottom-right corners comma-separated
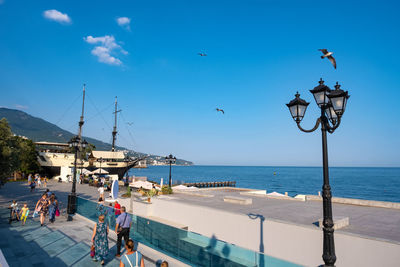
(165, 154, 176, 187)
(67, 136, 88, 220)
(124, 157, 130, 186)
(99, 157, 103, 175)
(286, 79, 349, 267)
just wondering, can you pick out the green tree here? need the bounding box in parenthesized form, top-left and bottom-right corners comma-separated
(0, 118, 39, 185)
(16, 138, 39, 174)
(0, 118, 16, 185)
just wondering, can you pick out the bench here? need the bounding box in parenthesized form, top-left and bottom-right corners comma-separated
(223, 196, 252, 205)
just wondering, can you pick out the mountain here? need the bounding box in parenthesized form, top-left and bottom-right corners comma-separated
(0, 108, 193, 166)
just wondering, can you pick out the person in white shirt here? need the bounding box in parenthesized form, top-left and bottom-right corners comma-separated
(10, 200, 19, 221)
(98, 186, 104, 199)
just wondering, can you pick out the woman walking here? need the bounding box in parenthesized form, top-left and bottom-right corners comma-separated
(35, 193, 50, 226)
(120, 239, 144, 267)
(48, 194, 58, 223)
(96, 197, 107, 217)
(91, 214, 109, 265)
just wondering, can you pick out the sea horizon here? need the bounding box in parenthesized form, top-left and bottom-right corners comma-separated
(131, 165, 400, 203)
(179, 164, 400, 168)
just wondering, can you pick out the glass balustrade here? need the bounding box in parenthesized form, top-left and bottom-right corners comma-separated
(77, 197, 302, 267)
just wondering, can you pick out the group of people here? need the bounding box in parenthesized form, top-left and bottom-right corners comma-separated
(92, 198, 170, 266)
(9, 200, 29, 225)
(35, 189, 59, 226)
(91, 202, 146, 266)
(8, 188, 58, 227)
(28, 173, 48, 192)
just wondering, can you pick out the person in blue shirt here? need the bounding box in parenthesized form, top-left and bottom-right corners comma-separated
(120, 239, 144, 267)
(115, 206, 132, 257)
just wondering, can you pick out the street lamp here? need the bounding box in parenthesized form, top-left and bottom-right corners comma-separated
(165, 154, 176, 187)
(286, 78, 349, 267)
(98, 157, 103, 175)
(67, 136, 87, 220)
(124, 157, 130, 186)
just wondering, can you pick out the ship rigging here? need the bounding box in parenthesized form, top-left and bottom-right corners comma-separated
(36, 85, 147, 180)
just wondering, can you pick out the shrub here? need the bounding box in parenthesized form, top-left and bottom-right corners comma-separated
(161, 186, 173, 195)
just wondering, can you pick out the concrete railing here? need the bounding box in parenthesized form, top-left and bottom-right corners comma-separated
(306, 195, 400, 209)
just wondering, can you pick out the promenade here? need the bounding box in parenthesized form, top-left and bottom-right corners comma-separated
(0, 181, 175, 267)
(2, 180, 400, 266)
(171, 188, 400, 243)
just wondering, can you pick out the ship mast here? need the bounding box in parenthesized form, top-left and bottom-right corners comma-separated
(78, 84, 86, 140)
(112, 96, 121, 151)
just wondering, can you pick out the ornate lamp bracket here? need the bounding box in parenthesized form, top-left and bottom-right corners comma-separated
(326, 116, 342, 134)
(296, 118, 321, 133)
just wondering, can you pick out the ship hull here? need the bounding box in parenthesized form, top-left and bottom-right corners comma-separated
(37, 151, 147, 180)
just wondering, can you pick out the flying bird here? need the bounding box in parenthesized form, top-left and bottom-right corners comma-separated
(198, 52, 207, 57)
(127, 122, 134, 126)
(319, 49, 336, 69)
(216, 108, 224, 114)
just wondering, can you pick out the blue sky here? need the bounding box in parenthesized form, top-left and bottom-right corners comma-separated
(1, 0, 399, 166)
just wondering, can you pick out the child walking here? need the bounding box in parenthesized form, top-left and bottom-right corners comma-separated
(19, 204, 29, 225)
(10, 200, 19, 222)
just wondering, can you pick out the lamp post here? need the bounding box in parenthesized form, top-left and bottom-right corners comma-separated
(99, 157, 103, 175)
(165, 154, 176, 187)
(286, 79, 349, 267)
(124, 157, 130, 186)
(67, 136, 88, 220)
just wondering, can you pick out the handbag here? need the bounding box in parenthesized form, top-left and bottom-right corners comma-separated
(32, 210, 39, 218)
(55, 208, 60, 217)
(117, 213, 128, 233)
(90, 245, 95, 258)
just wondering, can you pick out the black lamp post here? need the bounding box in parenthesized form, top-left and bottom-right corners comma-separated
(286, 79, 349, 267)
(165, 154, 176, 187)
(67, 136, 88, 219)
(124, 157, 130, 185)
(98, 157, 103, 175)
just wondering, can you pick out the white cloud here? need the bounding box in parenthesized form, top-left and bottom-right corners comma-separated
(84, 35, 127, 66)
(43, 9, 71, 24)
(15, 104, 28, 110)
(116, 17, 131, 30)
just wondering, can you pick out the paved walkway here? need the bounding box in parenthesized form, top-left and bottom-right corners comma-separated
(171, 188, 400, 243)
(0, 181, 155, 267)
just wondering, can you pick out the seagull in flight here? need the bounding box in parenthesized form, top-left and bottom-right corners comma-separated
(319, 49, 336, 69)
(216, 108, 224, 114)
(198, 52, 207, 57)
(126, 122, 134, 126)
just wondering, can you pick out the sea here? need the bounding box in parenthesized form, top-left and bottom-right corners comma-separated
(129, 166, 400, 203)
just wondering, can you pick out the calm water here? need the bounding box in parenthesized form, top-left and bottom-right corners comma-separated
(129, 166, 400, 203)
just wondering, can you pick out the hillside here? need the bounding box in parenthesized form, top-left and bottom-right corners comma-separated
(0, 108, 193, 166)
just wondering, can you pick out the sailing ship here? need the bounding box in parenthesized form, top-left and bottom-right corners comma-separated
(35, 85, 146, 180)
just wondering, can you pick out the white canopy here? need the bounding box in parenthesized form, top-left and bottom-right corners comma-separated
(130, 180, 156, 190)
(91, 168, 109, 174)
(173, 185, 199, 191)
(81, 168, 91, 174)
